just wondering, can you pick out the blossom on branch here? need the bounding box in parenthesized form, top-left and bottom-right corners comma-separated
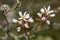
(36, 6, 55, 25)
(13, 11, 34, 32)
(18, 11, 34, 22)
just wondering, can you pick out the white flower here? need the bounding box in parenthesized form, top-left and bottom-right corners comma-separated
(44, 6, 54, 15)
(37, 6, 55, 25)
(17, 27, 21, 32)
(37, 6, 55, 18)
(13, 19, 18, 23)
(18, 11, 34, 22)
(18, 11, 30, 21)
(13, 11, 34, 30)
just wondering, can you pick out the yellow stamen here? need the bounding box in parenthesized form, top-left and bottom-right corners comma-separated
(46, 9, 48, 14)
(21, 16, 25, 19)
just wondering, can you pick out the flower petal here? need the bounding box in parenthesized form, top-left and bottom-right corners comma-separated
(19, 11, 22, 16)
(25, 14, 30, 18)
(18, 18, 22, 20)
(48, 10, 54, 14)
(23, 19, 27, 21)
(24, 23, 29, 28)
(13, 19, 18, 23)
(50, 14, 55, 17)
(37, 13, 42, 17)
(44, 6, 47, 10)
(40, 8, 45, 13)
(28, 18, 34, 22)
(48, 6, 50, 10)
(24, 11, 27, 16)
(46, 20, 50, 25)
(17, 27, 21, 32)
(41, 17, 46, 20)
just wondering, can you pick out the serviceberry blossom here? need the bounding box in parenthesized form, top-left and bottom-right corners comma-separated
(36, 6, 55, 25)
(13, 11, 34, 32)
(18, 11, 30, 21)
(18, 11, 34, 22)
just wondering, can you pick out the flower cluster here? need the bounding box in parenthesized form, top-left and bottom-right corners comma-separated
(13, 6, 55, 32)
(36, 6, 55, 25)
(13, 11, 34, 32)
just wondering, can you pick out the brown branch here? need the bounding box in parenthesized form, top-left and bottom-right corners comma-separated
(0, 0, 21, 40)
(24, 28, 28, 40)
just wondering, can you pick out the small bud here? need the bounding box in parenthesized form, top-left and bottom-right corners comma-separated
(46, 20, 50, 25)
(17, 27, 21, 32)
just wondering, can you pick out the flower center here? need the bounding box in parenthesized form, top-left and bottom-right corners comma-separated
(46, 9, 48, 14)
(21, 16, 25, 19)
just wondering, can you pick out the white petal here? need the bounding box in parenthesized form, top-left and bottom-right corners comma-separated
(13, 19, 18, 23)
(46, 20, 50, 25)
(37, 13, 42, 17)
(40, 8, 45, 13)
(48, 10, 54, 14)
(28, 18, 34, 22)
(24, 23, 29, 28)
(19, 11, 22, 16)
(25, 14, 30, 18)
(17, 27, 21, 32)
(41, 17, 46, 20)
(48, 6, 50, 10)
(50, 14, 55, 17)
(23, 19, 27, 21)
(17, 27, 21, 30)
(24, 11, 27, 16)
(18, 18, 22, 20)
(44, 6, 47, 10)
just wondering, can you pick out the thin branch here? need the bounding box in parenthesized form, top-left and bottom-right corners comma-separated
(9, 2, 21, 12)
(24, 28, 28, 40)
(0, 0, 21, 40)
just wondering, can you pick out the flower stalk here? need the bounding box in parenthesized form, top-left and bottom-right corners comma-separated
(24, 28, 28, 40)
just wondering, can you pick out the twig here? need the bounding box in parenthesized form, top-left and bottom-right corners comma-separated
(1, 10, 10, 40)
(31, 24, 40, 32)
(9, 2, 21, 12)
(0, 0, 21, 40)
(24, 28, 28, 40)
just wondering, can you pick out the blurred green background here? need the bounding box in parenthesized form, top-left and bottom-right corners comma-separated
(0, 0, 60, 40)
